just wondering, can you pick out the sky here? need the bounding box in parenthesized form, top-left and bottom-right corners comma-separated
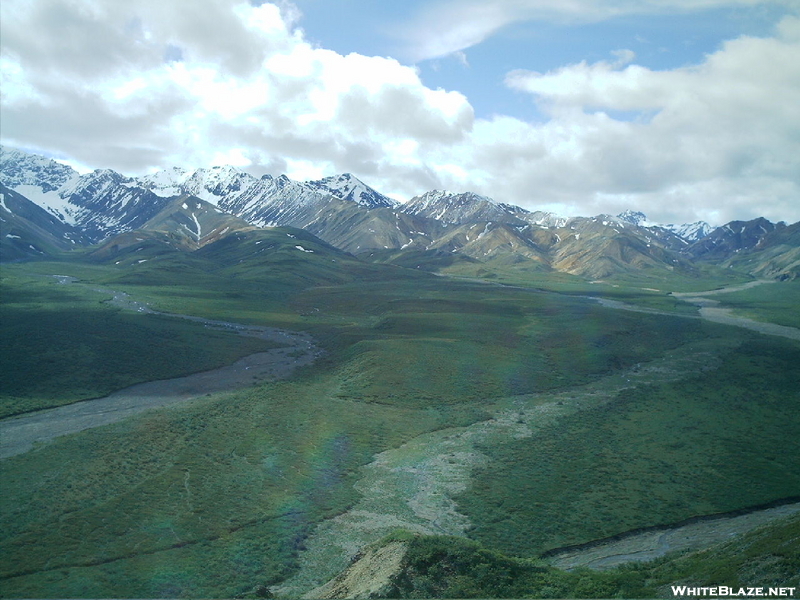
(1, 0, 799, 226)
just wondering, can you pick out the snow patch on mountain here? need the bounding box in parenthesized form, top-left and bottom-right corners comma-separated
(0, 145, 77, 193)
(136, 167, 191, 197)
(401, 191, 574, 229)
(11, 184, 82, 225)
(524, 211, 570, 228)
(662, 221, 712, 242)
(180, 166, 255, 205)
(616, 210, 711, 242)
(305, 173, 398, 208)
(0, 146, 737, 261)
(617, 210, 649, 226)
(401, 190, 509, 224)
(133, 166, 396, 227)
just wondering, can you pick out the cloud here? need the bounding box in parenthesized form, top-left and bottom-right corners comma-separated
(396, 0, 796, 62)
(491, 17, 800, 223)
(0, 0, 472, 177)
(453, 51, 470, 68)
(1, 0, 799, 225)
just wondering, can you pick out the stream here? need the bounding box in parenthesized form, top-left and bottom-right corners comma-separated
(0, 277, 320, 459)
(669, 280, 800, 341)
(590, 280, 800, 341)
(548, 501, 800, 570)
(277, 280, 800, 596)
(3, 276, 797, 590)
(275, 335, 742, 597)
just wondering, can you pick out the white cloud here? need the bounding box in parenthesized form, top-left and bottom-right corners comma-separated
(211, 148, 252, 168)
(453, 51, 470, 68)
(284, 158, 326, 182)
(0, 0, 472, 174)
(1, 0, 799, 225)
(397, 0, 796, 62)
(609, 49, 636, 67)
(489, 18, 800, 223)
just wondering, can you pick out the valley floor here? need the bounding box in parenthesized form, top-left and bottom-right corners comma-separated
(670, 280, 800, 340)
(0, 280, 320, 459)
(275, 333, 768, 597)
(1, 262, 798, 599)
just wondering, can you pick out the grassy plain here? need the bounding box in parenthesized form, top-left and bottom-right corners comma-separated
(0, 377, 453, 598)
(440, 259, 800, 330)
(0, 267, 283, 417)
(457, 333, 800, 557)
(701, 279, 800, 328)
(1, 248, 799, 598)
(435, 257, 797, 321)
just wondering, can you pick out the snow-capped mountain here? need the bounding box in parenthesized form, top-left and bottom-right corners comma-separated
(217, 174, 334, 228)
(0, 148, 175, 240)
(304, 173, 398, 209)
(136, 166, 395, 212)
(180, 166, 256, 202)
(0, 147, 398, 244)
(138, 165, 258, 204)
(0, 146, 87, 227)
(662, 221, 713, 242)
(136, 167, 192, 197)
(39, 169, 173, 240)
(399, 190, 574, 230)
(0, 146, 77, 193)
(401, 190, 526, 225)
(613, 210, 711, 243)
(518, 210, 570, 228)
(721, 220, 800, 280)
(1, 182, 88, 260)
(686, 218, 779, 260)
(134, 165, 329, 227)
(617, 210, 648, 227)
(2, 145, 796, 279)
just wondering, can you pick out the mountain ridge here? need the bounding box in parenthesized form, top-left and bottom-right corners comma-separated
(2, 145, 797, 280)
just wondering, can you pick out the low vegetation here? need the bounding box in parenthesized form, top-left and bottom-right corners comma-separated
(376, 513, 800, 598)
(458, 333, 800, 557)
(0, 268, 283, 417)
(700, 279, 800, 328)
(1, 250, 798, 598)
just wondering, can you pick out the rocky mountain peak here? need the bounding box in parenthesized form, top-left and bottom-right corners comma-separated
(305, 173, 398, 208)
(2, 145, 796, 280)
(0, 145, 78, 193)
(686, 217, 777, 260)
(662, 221, 712, 242)
(617, 210, 648, 226)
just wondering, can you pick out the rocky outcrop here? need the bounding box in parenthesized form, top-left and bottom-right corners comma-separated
(303, 541, 408, 600)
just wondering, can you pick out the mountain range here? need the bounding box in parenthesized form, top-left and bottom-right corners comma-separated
(1, 145, 797, 280)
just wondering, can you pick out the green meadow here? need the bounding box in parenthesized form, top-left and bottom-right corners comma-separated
(702, 279, 800, 328)
(0, 268, 284, 417)
(457, 333, 800, 557)
(1, 252, 799, 598)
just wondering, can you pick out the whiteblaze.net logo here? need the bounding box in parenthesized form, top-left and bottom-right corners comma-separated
(672, 586, 796, 598)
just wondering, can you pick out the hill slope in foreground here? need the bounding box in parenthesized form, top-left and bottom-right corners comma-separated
(306, 511, 800, 600)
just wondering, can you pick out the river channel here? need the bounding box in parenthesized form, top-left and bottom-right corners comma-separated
(0, 277, 320, 459)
